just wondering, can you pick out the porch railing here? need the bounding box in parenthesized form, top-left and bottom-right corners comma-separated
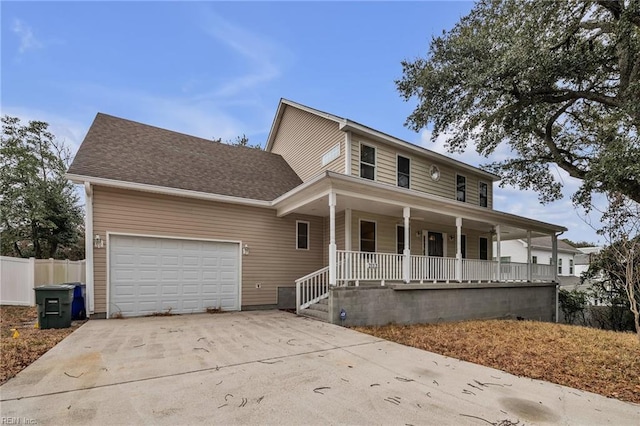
(410, 255, 457, 282)
(500, 261, 528, 281)
(462, 259, 497, 281)
(336, 250, 404, 284)
(295, 266, 329, 313)
(532, 264, 555, 281)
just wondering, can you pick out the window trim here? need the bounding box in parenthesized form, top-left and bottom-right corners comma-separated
(359, 219, 377, 252)
(456, 174, 467, 203)
(359, 142, 377, 181)
(295, 220, 310, 250)
(479, 236, 489, 260)
(478, 181, 488, 208)
(396, 154, 411, 189)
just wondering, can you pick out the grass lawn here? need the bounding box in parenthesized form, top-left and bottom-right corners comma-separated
(1, 305, 84, 385)
(354, 320, 640, 404)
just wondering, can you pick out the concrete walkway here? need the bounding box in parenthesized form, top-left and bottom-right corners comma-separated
(1, 311, 638, 425)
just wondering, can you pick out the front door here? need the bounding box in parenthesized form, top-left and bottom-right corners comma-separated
(425, 232, 444, 257)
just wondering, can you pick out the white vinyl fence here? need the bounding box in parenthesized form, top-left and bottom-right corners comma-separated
(0, 256, 86, 306)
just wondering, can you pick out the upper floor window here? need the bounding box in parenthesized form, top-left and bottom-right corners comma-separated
(296, 221, 309, 250)
(456, 175, 466, 202)
(360, 220, 376, 252)
(360, 144, 376, 180)
(569, 259, 574, 274)
(532, 255, 538, 264)
(397, 155, 410, 188)
(558, 258, 563, 274)
(479, 182, 488, 207)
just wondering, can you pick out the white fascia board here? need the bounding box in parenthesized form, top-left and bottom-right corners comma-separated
(65, 174, 272, 208)
(339, 121, 500, 182)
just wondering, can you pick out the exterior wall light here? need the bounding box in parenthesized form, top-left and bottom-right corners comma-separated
(242, 244, 250, 255)
(94, 234, 104, 249)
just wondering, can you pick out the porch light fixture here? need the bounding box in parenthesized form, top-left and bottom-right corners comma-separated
(94, 234, 104, 249)
(242, 244, 250, 255)
(415, 231, 422, 238)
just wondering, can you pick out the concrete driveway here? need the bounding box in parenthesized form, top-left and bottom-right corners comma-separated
(1, 311, 638, 425)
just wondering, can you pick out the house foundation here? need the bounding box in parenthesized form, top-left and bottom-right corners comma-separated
(328, 282, 557, 326)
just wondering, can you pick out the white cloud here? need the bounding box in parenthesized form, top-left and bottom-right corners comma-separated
(11, 19, 43, 53)
(194, 10, 292, 100)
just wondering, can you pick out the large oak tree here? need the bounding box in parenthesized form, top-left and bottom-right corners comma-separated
(397, 0, 640, 207)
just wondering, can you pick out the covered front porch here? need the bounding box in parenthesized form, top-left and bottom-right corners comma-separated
(272, 172, 566, 318)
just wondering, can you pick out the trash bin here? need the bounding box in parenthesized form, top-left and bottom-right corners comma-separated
(71, 283, 86, 320)
(34, 284, 75, 329)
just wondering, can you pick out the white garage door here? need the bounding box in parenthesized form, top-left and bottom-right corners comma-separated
(109, 235, 240, 317)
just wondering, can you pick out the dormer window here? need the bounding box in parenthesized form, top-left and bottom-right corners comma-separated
(360, 144, 376, 180)
(456, 174, 466, 202)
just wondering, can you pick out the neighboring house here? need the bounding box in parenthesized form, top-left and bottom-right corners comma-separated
(67, 99, 566, 325)
(495, 237, 581, 279)
(574, 246, 602, 277)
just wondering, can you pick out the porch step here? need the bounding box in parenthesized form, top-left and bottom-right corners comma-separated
(300, 300, 329, 322)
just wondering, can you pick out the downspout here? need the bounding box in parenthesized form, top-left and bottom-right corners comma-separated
(84, 182, 95, 315)
(554, 230, 565, 323)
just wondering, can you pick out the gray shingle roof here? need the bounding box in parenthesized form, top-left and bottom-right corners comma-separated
(68, 113, 302, 201)
(530, 237, 582, 253)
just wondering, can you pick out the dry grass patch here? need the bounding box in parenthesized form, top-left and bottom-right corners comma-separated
(354, 320, 640, 404)
(1, 305, 83, 385)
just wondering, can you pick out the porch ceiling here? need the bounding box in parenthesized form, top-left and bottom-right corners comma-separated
(272, 171, 566, 237)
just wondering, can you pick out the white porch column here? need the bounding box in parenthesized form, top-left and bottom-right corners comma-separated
(403, 207, 411, 284)
(329, 191, 337, 286)
(527, 230, 532, 282)
(495, 225, 501, 282)
(455, 217, 462, 282)
(344, 208, 352, 251)
(552, 233, 558, 282)
(84, 182, 95, 314)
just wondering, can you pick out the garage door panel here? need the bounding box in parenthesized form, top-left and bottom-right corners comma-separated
(110, 236, 239, 317)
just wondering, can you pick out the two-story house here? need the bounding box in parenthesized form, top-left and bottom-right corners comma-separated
(67, 99, 566, 325)
(495, 237, 581, 277)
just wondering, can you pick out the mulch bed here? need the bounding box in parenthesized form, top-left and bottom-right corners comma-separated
(354, 320, 640, 404)
(1, 305, 84, 385)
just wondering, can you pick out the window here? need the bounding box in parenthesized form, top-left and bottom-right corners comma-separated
(569, 259, 574, 274)
(397, 155, 410, 188)
(460, 235, 467, 258)
(456, 175, 466, 202)
(549, 257, 553, 265)
(500, 256, 512, 262)
(479, 237, 488, 260)
(532, 256, 538, 264)
(360, 220, 376, 252)
(360, 144, 376, 180)
(396, 226, 405, 254)
(479, 182, 488, 207)
(296, 221, 309, 250)
(558, 258, 563, 274)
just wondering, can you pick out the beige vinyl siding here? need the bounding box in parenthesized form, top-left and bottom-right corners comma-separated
(92, 186, 324, 314)
(350, 135, 493, 208)
(271, 106, 345, 181)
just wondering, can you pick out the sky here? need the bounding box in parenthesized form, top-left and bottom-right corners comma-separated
(1, 1, 604, 245)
